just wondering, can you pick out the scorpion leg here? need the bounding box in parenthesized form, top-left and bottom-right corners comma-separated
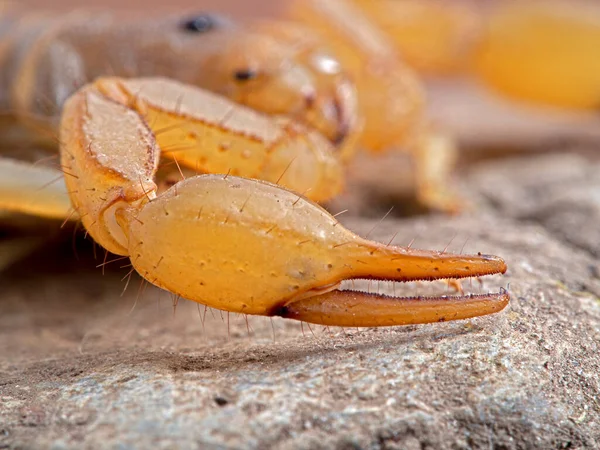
(0, 156, 71, 270)
(0, 156, 71, 219)
(411, 129, 461, 214)
(60, 77, 508, 327)
(348, 0, 482, 76)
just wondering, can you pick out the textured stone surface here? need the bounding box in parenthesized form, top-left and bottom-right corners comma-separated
(470, 152, 600, 259)
(2, 174, 600, 449)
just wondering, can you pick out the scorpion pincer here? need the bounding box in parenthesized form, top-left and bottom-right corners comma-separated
(60, 76, 508, 328)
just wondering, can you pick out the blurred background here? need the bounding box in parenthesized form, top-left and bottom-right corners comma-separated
(21, 0, 280, 14)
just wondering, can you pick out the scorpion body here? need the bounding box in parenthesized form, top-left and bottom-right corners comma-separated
(0, 7, 237, 129)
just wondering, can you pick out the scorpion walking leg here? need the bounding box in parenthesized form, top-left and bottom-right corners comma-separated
(0, 156, 72, 270)
(348, 0, 483, 76)
(60, 77, 508, 327)
(411, 129, 461, 214)
(0, 156, 71, 219)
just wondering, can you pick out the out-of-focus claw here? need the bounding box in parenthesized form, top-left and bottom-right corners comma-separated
(275, 290, 509, 327)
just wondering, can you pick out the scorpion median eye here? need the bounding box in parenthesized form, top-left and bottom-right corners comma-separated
(180, 14, 216, 33)
(233, 70, 257, 82)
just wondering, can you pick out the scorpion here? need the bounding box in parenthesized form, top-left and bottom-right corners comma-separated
(0, 0, 512, 328)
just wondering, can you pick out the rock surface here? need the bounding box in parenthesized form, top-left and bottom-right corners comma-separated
(2, 152, 600, 449)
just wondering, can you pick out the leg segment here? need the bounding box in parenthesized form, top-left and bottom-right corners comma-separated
(0, 156, 71, 219)
(411, 128, 462, 214)
(97, 77, 344, 203)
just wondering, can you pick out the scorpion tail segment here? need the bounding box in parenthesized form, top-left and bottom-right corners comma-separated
(276, 290, 510, 327)
(96, 77, 344, 202)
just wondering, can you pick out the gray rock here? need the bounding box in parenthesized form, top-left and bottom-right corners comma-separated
(470, 152, 600, 258)
(1, 194, 599, 449)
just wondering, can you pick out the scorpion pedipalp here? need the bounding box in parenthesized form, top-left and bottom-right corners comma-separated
(59, 76, 508, 327)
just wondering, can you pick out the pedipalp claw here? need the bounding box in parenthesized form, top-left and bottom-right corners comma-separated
(121, 174, 508, 327)
(275, 289, 510, 327)
(60, 77, 509, 329)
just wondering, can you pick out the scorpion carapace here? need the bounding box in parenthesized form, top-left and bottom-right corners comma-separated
(59, 76, 509, 328)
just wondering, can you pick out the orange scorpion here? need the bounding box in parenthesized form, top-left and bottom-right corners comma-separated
(0, 1, 512, 328)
